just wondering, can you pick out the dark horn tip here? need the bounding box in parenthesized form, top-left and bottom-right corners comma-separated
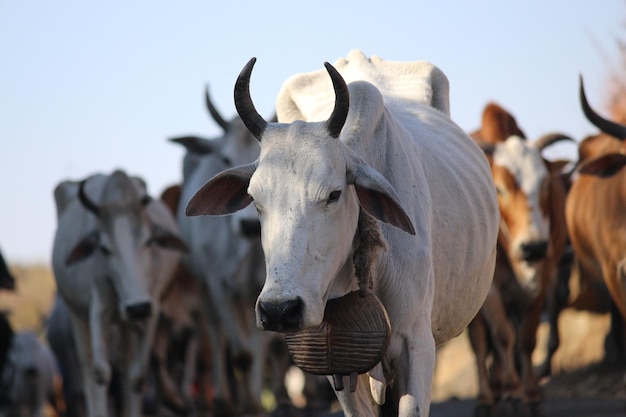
(323, 62, 350, 139)
(234, 57, 266, 141)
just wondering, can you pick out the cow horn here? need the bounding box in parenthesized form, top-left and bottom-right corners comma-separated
(533, 133, 575, 151)
(324, 62, 350, 138)
(580, 75, 626, 140)
(205, 85, 229, 132)
(78, 179, 100, 217)
(234, 57, 266, 141)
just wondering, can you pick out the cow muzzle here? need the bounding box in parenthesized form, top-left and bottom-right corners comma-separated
(125, 301, 153, 320)
(520, 240, 548, 262)
(257, 298, 303, 332)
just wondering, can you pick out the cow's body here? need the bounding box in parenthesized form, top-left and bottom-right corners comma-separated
(170, 90, 291, 415)
(51, 170, 186, 417)
(468, 103, 571, 416)
(566, 78, 626, 370)
(0, 330, 61, 417)
(187, 50, 499, 417)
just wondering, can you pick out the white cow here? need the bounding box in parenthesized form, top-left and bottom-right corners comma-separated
(170, 87, 292, 415)
(186, 50, 499, 417)
(51, 170, 187, 417)
(0, 330, 61, 417)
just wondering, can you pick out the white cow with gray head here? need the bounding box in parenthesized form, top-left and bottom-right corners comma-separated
(51, 169, 187, 417)
(186, 50, 499, 417)
(170, 88, 289, 415)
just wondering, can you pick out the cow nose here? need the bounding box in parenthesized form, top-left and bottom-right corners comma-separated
(258, 298, 303, 332)
(521, 241, 548, 262)
(240, 218, 261, 238)
(125, 301, 152, 320)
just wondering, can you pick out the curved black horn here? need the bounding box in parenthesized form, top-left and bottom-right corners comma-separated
(205, 85, 229, 132)
(580, 75, 626, 140)
(324, 62, 350, 138)
(533, 133, 575, 151)
(234, 57, 266, 141)
(78, 179, 100, 217)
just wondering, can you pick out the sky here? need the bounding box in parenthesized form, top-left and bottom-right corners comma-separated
(1, 1, 624, 264)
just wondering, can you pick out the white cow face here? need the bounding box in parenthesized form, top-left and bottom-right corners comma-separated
(187, 59, 414, 332)
(66, 172, 188, 321)
(490, 136, 551, 294)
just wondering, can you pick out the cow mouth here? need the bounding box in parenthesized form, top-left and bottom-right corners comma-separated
(284, 291, 391, 392)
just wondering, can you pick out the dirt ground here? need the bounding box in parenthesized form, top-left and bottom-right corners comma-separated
(431, 308, 626, 403)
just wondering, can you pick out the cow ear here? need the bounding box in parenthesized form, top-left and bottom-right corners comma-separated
(578, 153, 626, 178)
(66, 230, 100, 266)
(348, 162, 416, 235)
(186, 163, 257, 216)
(149, 227, 189, 252)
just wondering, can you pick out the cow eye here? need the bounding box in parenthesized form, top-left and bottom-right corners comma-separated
(99, 245, 112, 256)
(221, 156, 232, 166)
(327, 190, 341, 205)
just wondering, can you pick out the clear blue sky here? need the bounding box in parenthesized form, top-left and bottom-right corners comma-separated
(1, 1, 623, 263)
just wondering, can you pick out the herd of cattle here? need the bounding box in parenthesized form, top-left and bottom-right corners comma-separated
(1, 49, 625, 417)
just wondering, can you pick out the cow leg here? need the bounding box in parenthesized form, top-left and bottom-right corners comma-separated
(152, 318, 188, 413)
(68, 309, 109, 417)
(398, 327, 436, 417)
(332, 373, 377, 417)
(123, 314, 159, 417)
(468, 313, 495, 417)
(481, 288, 524, 411)
(200, 301, 234, 416)
(516, 298, 544, 416)
(536, 263, 570, 379)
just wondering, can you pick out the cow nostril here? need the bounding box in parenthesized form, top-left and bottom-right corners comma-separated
(126, 301, 152, 320)
(521, 241, 548, 262)
(258, 298, 303, 332)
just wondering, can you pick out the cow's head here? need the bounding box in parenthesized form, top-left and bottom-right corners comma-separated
(577, 76, 626, 178)
(480, 133, 572, 294)
(66, 171, 188, 321)
(187, 58, 414, 332)
(170, 85, 262, 238)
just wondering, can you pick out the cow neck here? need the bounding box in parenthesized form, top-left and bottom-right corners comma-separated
(352, 208, 388, 296)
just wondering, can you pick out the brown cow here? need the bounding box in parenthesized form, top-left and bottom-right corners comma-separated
(565, 77, 626, 370)
(468, 102, 572, 417)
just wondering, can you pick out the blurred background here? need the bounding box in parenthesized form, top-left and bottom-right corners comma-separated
(2, 0, 624, 264)
(3, 2, 626, 414)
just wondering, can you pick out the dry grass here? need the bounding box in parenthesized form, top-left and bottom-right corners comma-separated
(0, 263, 57, 334)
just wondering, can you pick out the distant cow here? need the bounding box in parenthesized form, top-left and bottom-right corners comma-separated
(566, 77, 626, 368)
(170, 86, 288, 415)
(468, 102, 572, 416)
(51, 170, 187, 417)
(0, 329, 62, 417)
(0, 250, 15, 291)
(185, 50, 499, 417)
